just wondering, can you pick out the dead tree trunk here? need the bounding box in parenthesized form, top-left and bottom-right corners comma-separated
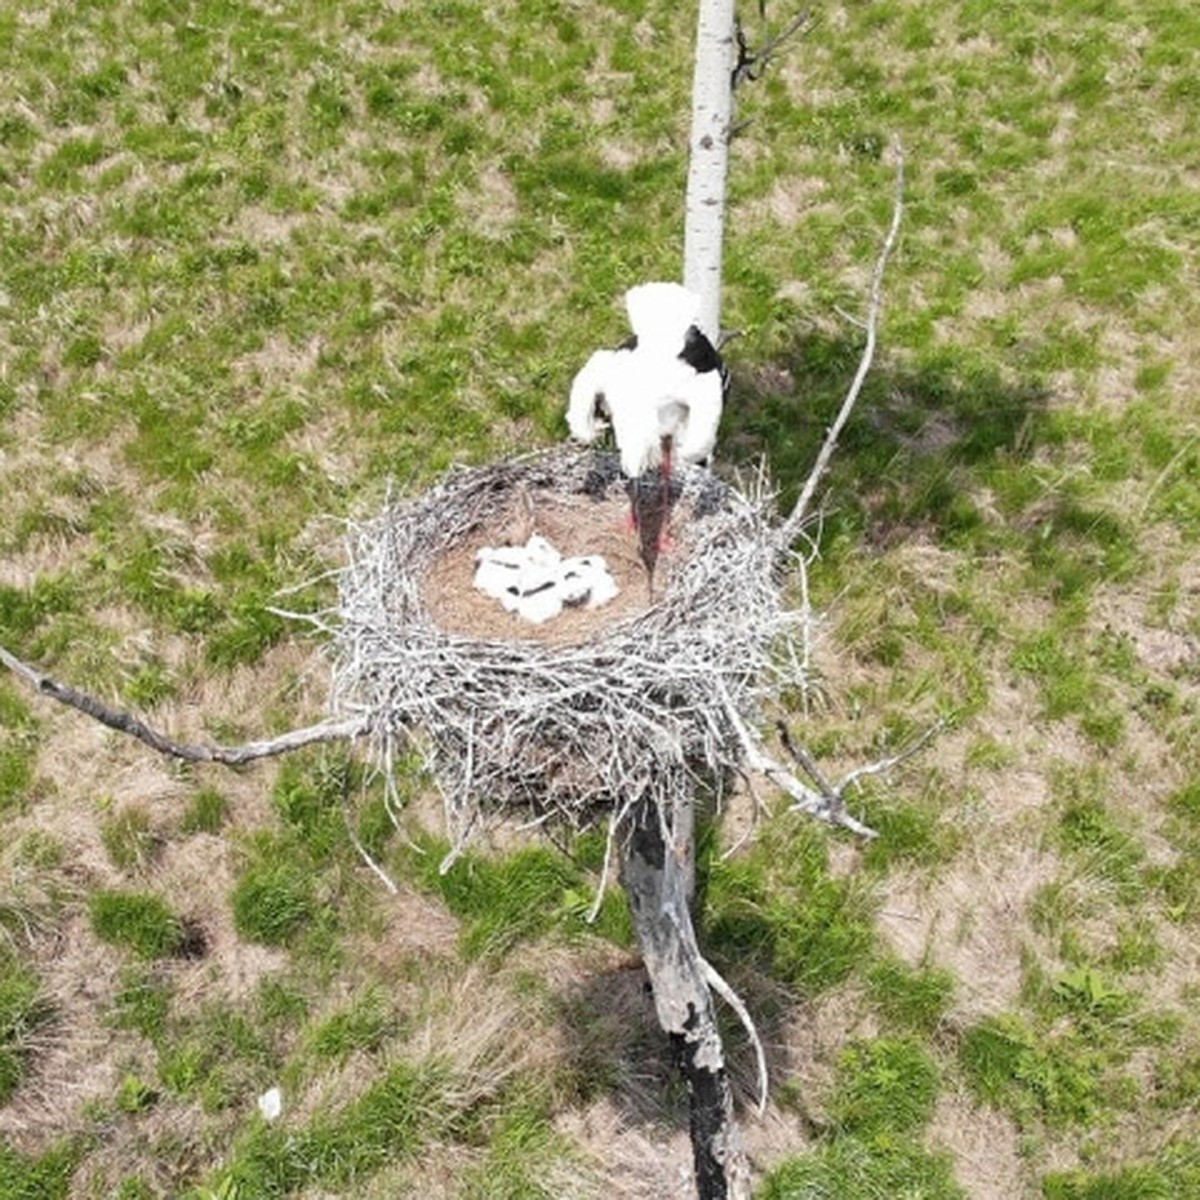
(620, 795, 751, 1199)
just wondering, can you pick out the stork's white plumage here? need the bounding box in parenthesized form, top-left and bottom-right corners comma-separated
(623, 281, 702, 353)
(566, 281, 729, 553)
(566, 348, 621, 445)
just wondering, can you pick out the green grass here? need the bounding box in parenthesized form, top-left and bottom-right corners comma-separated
(0, 946, 52, 1105)
(704, 822, 876, 997)
(3, 0, 1200, 1193)
(407, 836, 632, 956)
(763, 1034, 963, 1199)
(89, 890, 188, 960)
(230, 843, 318, 948)
(180, 787, 229, 835)
(1042, 1144, 1200, 1200)
(0, 1141, 79, 1200)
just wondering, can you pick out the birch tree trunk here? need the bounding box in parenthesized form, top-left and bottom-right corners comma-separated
(620, 5, 749, 1196)
(683, 0, 737, 342)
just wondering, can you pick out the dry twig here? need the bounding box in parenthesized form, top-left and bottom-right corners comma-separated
(776, 137, 906, 550)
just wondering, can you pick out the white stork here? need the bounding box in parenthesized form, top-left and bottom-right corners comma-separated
(567, 282, 729, 547)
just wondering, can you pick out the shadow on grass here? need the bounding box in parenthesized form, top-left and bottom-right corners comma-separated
(722, 330, 1053, 551)
(554, 805, 851, 1134)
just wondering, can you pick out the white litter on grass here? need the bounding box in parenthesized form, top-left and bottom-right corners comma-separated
(473, 534, 620, 625)
(257, 1086, 283, 1122)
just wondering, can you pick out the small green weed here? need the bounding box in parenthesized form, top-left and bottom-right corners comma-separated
(865, 958, 955, 1033)
(180, 787, 228, 835)
(1055, 792, 1148, 903)
(410, 838, 626, 956)
(100, 805, 160, 872)
(958, 1013, 1113, 1129)
(159, 1003, 277, 1113)
(111, 966, 173, 1042)
(230, 844, 316, 947)
(758, 1137, 966, 1200)
(1042, 1143, 1200, 1199)
(271, 754, 350, 865)
(0, 1139, 79, 1200)
(89, 889, 187, 960)
(115, 1073, 159, 1114)
(0, 682, 37, 814)
(309, 989, 394, 1063)
(825, 1037, 941, 1137)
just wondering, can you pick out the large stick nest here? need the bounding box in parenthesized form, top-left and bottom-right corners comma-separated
(328, 446, 799, 857)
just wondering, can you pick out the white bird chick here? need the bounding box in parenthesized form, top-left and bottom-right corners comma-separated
(511, 567, 563, 624)
(556, 554, 619, 608)
(576, 555, 620, 608)
(523, 534, 562, 568)
(473, 545, 527, 601)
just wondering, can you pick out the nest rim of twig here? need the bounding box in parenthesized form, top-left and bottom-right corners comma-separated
(323, 444, 800, 859)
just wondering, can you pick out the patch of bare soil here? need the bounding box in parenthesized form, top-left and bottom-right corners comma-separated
(421, 489, 695, 645)
(877, 844, 1061, 1020)
(0, 913, 133, 1146)
(927, 1085, 1031, 1200)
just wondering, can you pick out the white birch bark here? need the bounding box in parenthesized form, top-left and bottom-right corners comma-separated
(683, 0, 737, 342)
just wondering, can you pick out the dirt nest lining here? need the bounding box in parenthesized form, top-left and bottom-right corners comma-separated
(421, 489, 669, 645)
(327, 446, 798, 857)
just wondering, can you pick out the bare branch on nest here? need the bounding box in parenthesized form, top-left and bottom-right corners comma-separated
(0, 642, 366, 766)
(776, 717, 945, 828)
(718, 682, 878, 839)
(777, 137, 906, 550)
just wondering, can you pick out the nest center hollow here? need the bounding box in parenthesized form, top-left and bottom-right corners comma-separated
(420, 484, 694, 645)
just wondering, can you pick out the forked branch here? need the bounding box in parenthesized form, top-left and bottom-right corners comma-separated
(776, 717, 945, 825)
(0, 643, 367, 765)
(732, 8, 815, 89)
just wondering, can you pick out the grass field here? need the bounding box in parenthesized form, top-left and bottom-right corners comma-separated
(2, 0, 1199, 1195)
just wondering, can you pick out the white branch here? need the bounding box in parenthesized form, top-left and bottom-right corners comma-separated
(777, 138, 906, 549)
(701, 955, 769, 1115)
(717, 681, 878, 838)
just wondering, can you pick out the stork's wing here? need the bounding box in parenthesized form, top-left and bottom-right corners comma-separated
(566, 349, 617, 443)
(673, 367, 725, 465)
